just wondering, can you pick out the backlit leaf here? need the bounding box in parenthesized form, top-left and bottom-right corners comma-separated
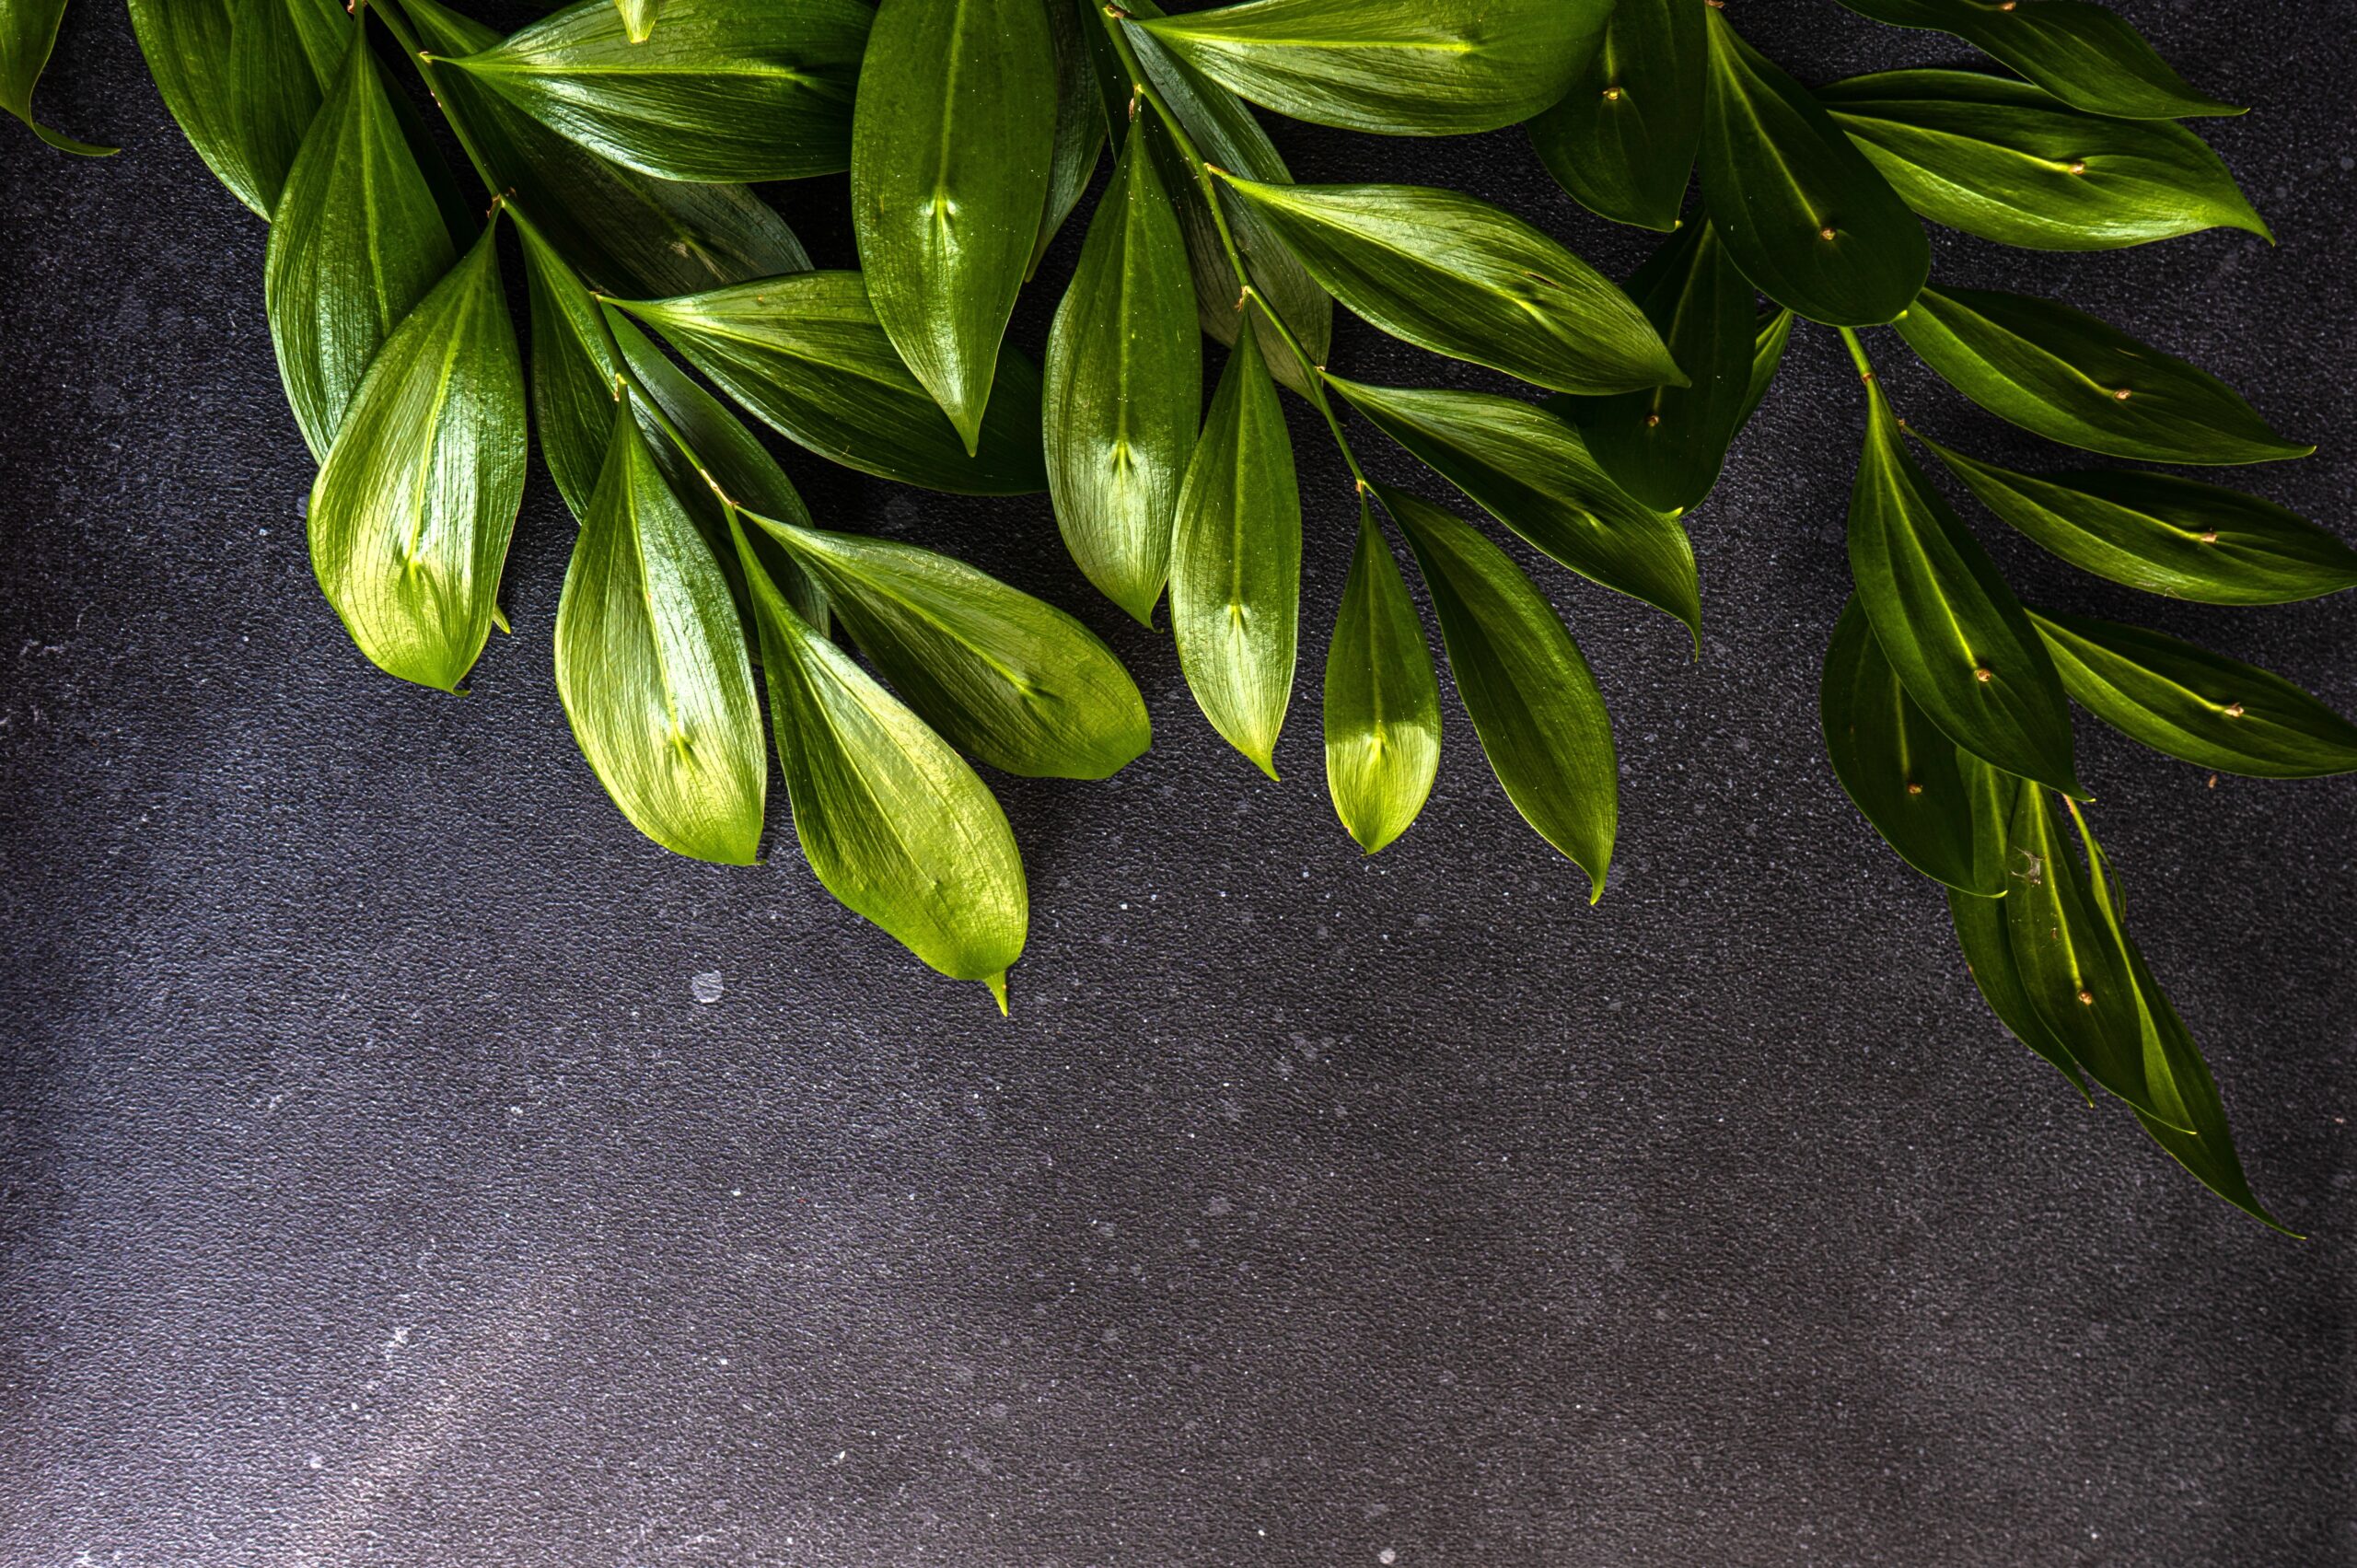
(1527, 0, 1702, 232)
(1946, 885, 2090, 1097)
(1830, 0, 2238, 121)
(1734, 307, 1793, 438)
(2121, 937, 2293, 1233)
(1325, 497, 1441, 854)
(3, 0, 114, 153)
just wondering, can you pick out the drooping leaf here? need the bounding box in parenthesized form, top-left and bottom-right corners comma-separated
(1845, 375, 2083, 797)
(264, 23, 459, 460)
(2030, 610, 2357, 779)
(1044, 128, 1201, 626)
(614, 0, 659, 44)
(1386, 484, 1618, 898)
(1734, 308, 1793, 438)
(612, 272, 1048, 495)
(1917, 439, 2357, 606)
(748, 512, 1152, 782)
(1893, 285, 2312, 466)
(1821, 596, 2012, 896)
(1169, 314, 1303, 777)
(126, 0, 347, 215)
(514, 205, 627, 522)
(1219, 176, 1683, 395)
(1130, 0, 1607, 136)
(442, 0, 871, 183)
(1030, 0, 1107, 274)
(1820, 71, 2268, 252)
(732, 516, 1027, 1003)
(556, 402, 766, 865)
(1329, 376, 1700, 639)
(1562, 218, 1756, 513)
(1946, 885, 2091, 1097)
(1697, 7, 1927, 327)
(1527, 0, 1703, 232)
(851, 0, 1057, 452)
(1324, 497, 1441, 854)
(2, 0, 113, 153)
(1829, 0, 2238, 121)
(2121, 938, 2294, 1233)
(308, 221, 526, 692)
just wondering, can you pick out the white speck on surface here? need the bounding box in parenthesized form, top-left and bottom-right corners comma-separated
(1379, 1551, 1398, 1565)
(691, 970, 725, 1005)
(307, 1453, 323, 1470)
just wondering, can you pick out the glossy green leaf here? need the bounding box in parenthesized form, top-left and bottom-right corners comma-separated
(3, 0, 113, 153)
(1387, 485, 1617, 897)
(308, 222, 526, 693)
(126, 0, 346, 215)
(614, 0, 660, 44)
(1846, 376, 2083, 797)
(2121, 938, 2293, 1233)
(1917, 439, 2357, 606)
(1325, 498, 1441, 854)
(749, 512, 1152, 783)
(1562, 218, 1755, 514)
(1945, 885, 2090, 1097)
(1527, 0, 1702, 231)
(1735, 307, 1794, 439)
(514, 205, 627, 522)
(1329, 377, 1700, 640)
(1030, 0, 1106, 274)
(1219, 175, 1683, 395)
(1894, 285, 2312, 466)
(444, 0, 870, 183)
(851, 0, 1056, 452)
(1698, 8, 1927, 327)
(556, 403, 766, 865)
(1821, 596, 2012, 896)
(1821, 71, 2268, 252)
(1044, 129, 1201, 626)
(1131, 0, 1607, 136)
(1830, 0, 2238, 121)
(733, 517, 1027, 1003)
(2030, 610, 2357, 779)
(1170, 315, 1302, 777)
(612, 273, 1048, 495)
(264, 25, 459, 461)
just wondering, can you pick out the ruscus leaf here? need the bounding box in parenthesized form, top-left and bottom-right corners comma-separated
(1527, 0, 1702, 231)
(1734, 308, 1794, 438)
(126, 0, 347, 215)
(1829, 0, 2239, 121)
(3, 0, 115, 153)
(1324, 498, 1441, 854)
(1030, 0, 1107, 274)
(1946, 885, 2091, 1097)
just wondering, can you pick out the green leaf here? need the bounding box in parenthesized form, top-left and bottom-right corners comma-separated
(1217, 175, 1683, 395)
(1527, 0, 1703, 231)
(1030, 0, 1107, 274)
(2121, 938, 2294, 1233)
(748, 512, 1152, 783)
(443, 0, 870, 183)
(308, 220, 526, 693)
(2030, 610, 2357, 779)
(1820, 71, 2268, 252)
(1893, 285, 2313, 466)
(851, 0, 1057, 453)
(1043, 128, 1201, 626)
(1131, 0, 1608, 136)
(1945, 884, 2091, 1097)
(1735, 308, 1793, 440)
(1561, 218, 1756, 514)
(514, 204, 628, 523)
(1821, 596, 2013, 896)
(264, 24, 459, 460)
(126, 0, 347, 215)
(401, 0, 809, 297)
(1916, 439, 2357, 606)
(1829, 0, 2238, 121)
(614, 0, 660, 44)
(1697, 8, 1927, 327)
(612, 272, 1048, 495)
(1387, 485, 1618, 897)
(555, 402, 766, 865)
(732, 516, 1027, 1002)
(1324, 497, 1441, 854)
(1170, 314, 1302, 777)
(3, 0, 115, 153)
(1845, 375, 2083, 797)
(1329, 376, 1700, 640)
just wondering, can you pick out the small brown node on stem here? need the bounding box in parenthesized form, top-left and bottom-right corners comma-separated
(1604, 87, 1624, 101)
(1906, 783, 1924, 796)
(2113, 387, 2133, 401)
(1973, 666, 1994, 683)
(1644, 412, 1662, 428)
(2207, 773, 2219, 788)
(2066, 160, 2088, 175)
(2223, 702, 2247, 718)
(1859, 370, 1875, 384)
(2199, 529, 2219, 543)
(2076, 989, 2096, 1006)
(1817, 226, 1838, 241)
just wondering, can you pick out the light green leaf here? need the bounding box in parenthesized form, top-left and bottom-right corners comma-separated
(1325, 497, 1441, 854)
(443, 0, 870, 183)
(1698, 7, 1927, 327)
(514, 203, 627, 522)
(1527, 0, 1702, 232)
(308, 220, 526, 692)
(1945, 885, 2091, 1098)
(1893, 285, 2312, 466)
(556, 402, 766, 865)
(1170, 314, 1302, 777)
(1131, 0, 1608, 136)
(1218, 175, 1683, 395)
(1386, 484, 1617, 898)
(3, 0, 114, 153)
(126, 0, 347, 215)
(1830, 0, 2238, 120)
(1734, 307, 1793, 438)
(1030, 0, 1106, 274)
(2121, 937, 2294, 1233)
(851, 0, 1056, 452)
(614, 0, 659, 44)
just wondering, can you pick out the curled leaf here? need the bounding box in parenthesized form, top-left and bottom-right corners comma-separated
(3, 0, 115, 153)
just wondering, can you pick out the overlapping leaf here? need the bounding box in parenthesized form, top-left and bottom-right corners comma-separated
(126, 0, 346, 215)
(1528, 0, 1702, 232)
(1325, 498, 1441, 854)
(1830, 0, 2238, 121)
(4, 0, 113, 153)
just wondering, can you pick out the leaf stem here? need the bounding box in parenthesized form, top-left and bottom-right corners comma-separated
(1835, 324, 1876, 381)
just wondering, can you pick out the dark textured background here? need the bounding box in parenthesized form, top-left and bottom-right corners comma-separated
(4, 4, 2353, 1564)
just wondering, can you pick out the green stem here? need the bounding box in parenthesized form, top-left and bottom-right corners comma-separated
(1835, 325, 1875, 381)
(369, 0, 504, 203)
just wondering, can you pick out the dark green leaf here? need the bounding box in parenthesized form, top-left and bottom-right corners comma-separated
(1527, 0, 1702, 231)
(1821, 71, 2267, 252)
(2121, 938, 2294, 1233)
(1894, 285, 2312, 466)
(308, 221, 526, 692)
(1735, 308, 1794, 440)
(851, 0, 1057, 452)
(1044, 129, 1201, 625)
(1829, 0, 2238, 121)
(1387, 484, 1618, 898)
(1220, 175, 1683, 395)
(2030, 610, 2357, 779)
(1325, 497, 1441, 854)
(3, 0, 114, 153)
(1030, 0, 1107, 274)
(1698, 8, 1926, 327)
(126, 0, 346, 215)
(1946, 885, 2091, 1097)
